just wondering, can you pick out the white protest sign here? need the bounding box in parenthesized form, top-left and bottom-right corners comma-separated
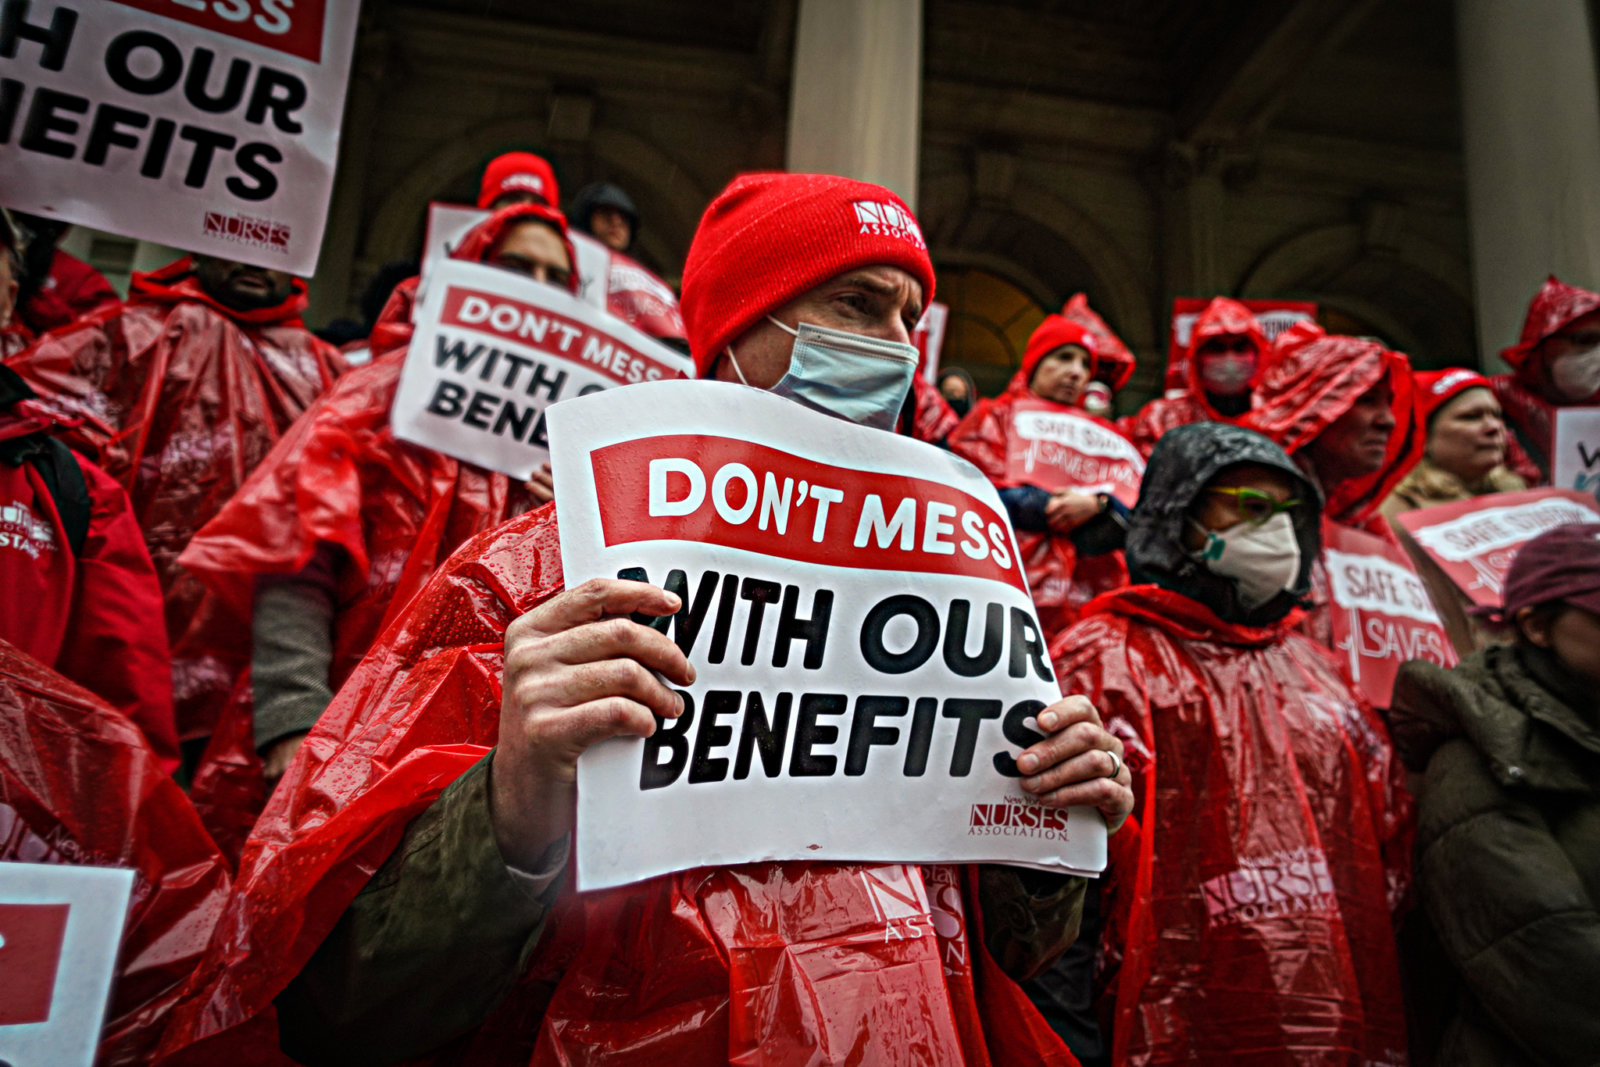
(550, 380, 1108, 892)
(0, 0, 360, 275)
(0, 862, 134, 1067)
(392, 258, 692, 479)
(1551, 406, 1600, 504)
(422, 201, 612, 312)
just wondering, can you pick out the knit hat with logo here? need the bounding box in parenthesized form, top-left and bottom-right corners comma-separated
(1021, 315, 1098, 383)
(680, 172, 936, 377)
(1414, 367, 1492, 424)
(478, 151, 559, 209)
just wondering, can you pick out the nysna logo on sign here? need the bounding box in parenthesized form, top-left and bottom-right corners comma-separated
(852, 201, 926, 249)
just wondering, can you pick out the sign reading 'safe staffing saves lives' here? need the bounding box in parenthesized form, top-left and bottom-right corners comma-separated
(551, 381, 1107, 892)
(0, 0, 360, 275)
(392, 258, 693, 480)
(0, 862, 134, 1067)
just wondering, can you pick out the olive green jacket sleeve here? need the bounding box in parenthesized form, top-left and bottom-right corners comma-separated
(276, 750, 1086, 1065)
(275, 754, 567, 1067)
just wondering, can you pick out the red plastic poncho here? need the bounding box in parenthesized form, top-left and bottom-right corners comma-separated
(0, 393, 176, 765)
(1248, 322, 1423, 537)
(3, 259, 344, 741)
(1247, 324, 1427, 665)
(1117, 297, 1267, 458)
(157, 506, 1079, 1067)
(1059, 294, 1135, 392)
(947, 338, 1131, 642)
(176, 204, 576, 859)
(0, 639, 231, 1066)
(1051, 586, 1411, 1067)
(1491, 275, 1600, 482)
(19, 248, 120, 334)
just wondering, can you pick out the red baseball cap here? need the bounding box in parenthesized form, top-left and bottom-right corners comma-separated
(1499, 521, 1600, 618)
(478, 152, 559, 210)
(1414, 367, 1492, 424)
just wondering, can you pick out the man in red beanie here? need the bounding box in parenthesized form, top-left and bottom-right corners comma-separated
(1493, 275, 1600, 483)
(4, 252, 344, 768)
(478, 151, 561, 210)
(1119, 296, 1269, 458)
(948, 315, 1134, 643)
(156, 173, 1131, 1067)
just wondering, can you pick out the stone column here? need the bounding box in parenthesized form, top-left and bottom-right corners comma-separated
(1457, 0, 1600, 367)
(785, 0, 922, 208)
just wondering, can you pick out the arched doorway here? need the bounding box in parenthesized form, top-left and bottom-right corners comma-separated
(937, 266, 1047, 397)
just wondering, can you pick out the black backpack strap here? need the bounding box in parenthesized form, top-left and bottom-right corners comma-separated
(33, 437, 91, 557)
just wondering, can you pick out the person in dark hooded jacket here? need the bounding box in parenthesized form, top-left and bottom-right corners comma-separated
(569, 181, 687, 343)
(1389, 521, 1600, 1067)
(1050, 421, 1412, 1066)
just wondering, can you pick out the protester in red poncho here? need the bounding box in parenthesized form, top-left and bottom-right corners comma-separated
(3, 253, 344, 755)
(0, 638, 231, 1066)
(1052, 422, 1411, 1066)
(174, 203, 577, 859)
(1118, 297, 1267, 458)
(1248, 322, 1428, 663)
(5, 212, 119, 336)
(948, 315, 1133, 642)
(154, 173, 1133, 1067)
(0, 366, 176, 764)
(1493, 275, 1600, 483)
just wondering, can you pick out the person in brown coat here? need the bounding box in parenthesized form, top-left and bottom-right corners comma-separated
(1390, 522, 1600, 1066)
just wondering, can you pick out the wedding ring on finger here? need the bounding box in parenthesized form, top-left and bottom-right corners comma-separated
(1104, 749, 1122, 781)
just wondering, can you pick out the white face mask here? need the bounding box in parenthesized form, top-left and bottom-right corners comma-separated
(1551, 346, 1600, 401)
(1198, 352, 1257, 397)
(1190, 511, 1301, 611)
(725, 317, 919, 431)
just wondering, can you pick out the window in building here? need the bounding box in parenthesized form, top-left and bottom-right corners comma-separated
(937, 266, 1046, 398)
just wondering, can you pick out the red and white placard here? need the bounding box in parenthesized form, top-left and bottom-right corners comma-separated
(1323, 522, 1456, 707)
(1395, 488, 1600, 606)
(550, 380, 1107, 891)
(0, 0, 360, 275)
(0, 862, 134, 1066)
(1003, 398, 1144, 507)
(392, 257, 692, 479)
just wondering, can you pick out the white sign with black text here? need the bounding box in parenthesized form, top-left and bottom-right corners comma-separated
(1552, 406, 1600, 504)
(0, 0, 360, 275)
(0, 862, 134, 1067)
(391, 257, 692, 479)
(551, 380, 1108, 891)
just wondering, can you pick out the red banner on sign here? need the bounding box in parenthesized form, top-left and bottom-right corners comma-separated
(107, 0, 327, 63)
(1001, 399, 1144, 507)
(0, 901, 70, 1025)
(1394, 488, 1600, 607)
(590, 434, 1028, 592)
(440, 285, 681, 386)
(1323, 522, 1455, 707)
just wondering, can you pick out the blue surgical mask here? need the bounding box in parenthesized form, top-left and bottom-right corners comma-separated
(725, 317, 919, 431)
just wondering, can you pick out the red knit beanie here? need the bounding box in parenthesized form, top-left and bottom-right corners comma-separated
(1414, 367, 1491, 424)
(478, 152, 559, 209)
(1020, 315, 1097, 383)
(680, 173, 937, 377)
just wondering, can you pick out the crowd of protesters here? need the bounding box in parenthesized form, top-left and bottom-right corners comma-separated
(0, 146, 1597, 1067)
